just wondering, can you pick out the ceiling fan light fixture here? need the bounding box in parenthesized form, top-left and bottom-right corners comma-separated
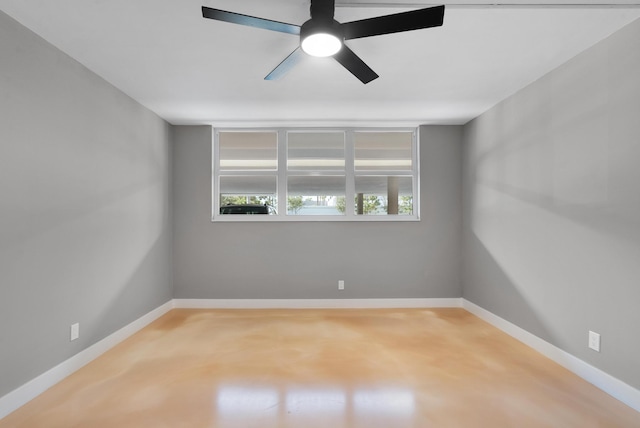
(301, 32, 342, 57)
(300, 19, 344, 57)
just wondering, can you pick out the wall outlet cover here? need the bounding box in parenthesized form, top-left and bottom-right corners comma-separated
(588, 330, 600, 352)
(70, 323, 80, 341)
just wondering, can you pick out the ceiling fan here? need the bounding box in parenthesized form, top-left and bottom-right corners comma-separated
(201, 0, 445, 84)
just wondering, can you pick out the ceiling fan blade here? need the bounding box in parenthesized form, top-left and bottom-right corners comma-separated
(342, 5, 444, 40)
(334, 46, 379, 84)
(202, 6, 300, 35)
(265, 48, 305, 81)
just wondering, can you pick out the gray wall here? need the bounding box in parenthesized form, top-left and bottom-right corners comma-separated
(0, 11, 173, 397)
(173, 125, 463, 299)
(462, 19, 640, 390)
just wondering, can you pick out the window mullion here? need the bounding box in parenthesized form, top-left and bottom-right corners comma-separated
(345, 131, 355, 218)
(212, 130, 220, 219)
(277, 129, 287, 217)
(413, 129, 420, 220)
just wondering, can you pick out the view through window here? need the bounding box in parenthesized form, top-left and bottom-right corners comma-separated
(213, 129, 419, 221)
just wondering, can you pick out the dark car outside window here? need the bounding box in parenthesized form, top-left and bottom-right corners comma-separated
(219, 204, 276, 215)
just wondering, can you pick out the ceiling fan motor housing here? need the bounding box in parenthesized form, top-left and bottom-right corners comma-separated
(300, 19, 344, 56)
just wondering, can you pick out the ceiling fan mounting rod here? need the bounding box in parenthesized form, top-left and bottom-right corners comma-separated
(311, 0, 337, 21)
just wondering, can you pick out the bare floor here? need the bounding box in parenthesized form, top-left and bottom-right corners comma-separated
(1, 308, 639, 427)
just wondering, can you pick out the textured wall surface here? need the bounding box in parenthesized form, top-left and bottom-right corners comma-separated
(462, 19, 640, 389)
(172, 125, 463, 300)
(0, 11, 173, 397)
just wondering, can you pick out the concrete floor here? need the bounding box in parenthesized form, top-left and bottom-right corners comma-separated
(1, 308, 639, 427)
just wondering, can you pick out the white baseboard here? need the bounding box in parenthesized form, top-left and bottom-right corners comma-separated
(173, 297, 463, 309)
(462, 299, 640, 413)
(0, 300, 174, 420)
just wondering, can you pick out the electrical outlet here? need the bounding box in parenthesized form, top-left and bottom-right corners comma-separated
(70, 323, 80, 341)
(338, 280, 345, 290)
(588, 330, 600, 352)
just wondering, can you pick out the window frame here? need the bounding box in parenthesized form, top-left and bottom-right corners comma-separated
(212, 128, 420, 222)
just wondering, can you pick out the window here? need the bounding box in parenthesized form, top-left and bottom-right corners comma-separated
(213, 129, 419, 221)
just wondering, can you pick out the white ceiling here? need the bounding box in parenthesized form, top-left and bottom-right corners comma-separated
(1, 0, 639, 126)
